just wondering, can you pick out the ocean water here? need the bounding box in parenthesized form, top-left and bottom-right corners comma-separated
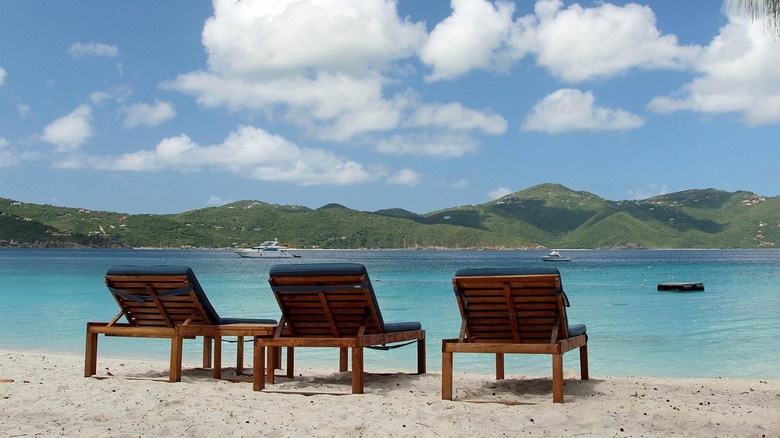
(1, 248, 778, 379)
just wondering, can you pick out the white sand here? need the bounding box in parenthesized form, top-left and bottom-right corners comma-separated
(1, 350, 778, 437)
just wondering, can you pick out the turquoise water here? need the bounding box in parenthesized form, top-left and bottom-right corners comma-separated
(1, 248, 778, 378)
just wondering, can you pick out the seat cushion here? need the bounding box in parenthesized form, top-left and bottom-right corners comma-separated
(218, 317, 277, 325)
(568, 324, 587, 337)
(383, 321, 422, 333)
(454, 267, 561, 277)
(269, 263, 367, 277)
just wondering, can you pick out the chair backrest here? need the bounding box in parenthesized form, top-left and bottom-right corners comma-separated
(452, 267, 571, 344)
(268, 263, 385, 337)
(105, 265, 220, 327)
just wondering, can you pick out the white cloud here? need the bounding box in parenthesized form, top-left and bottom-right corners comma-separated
(376, 133, 478, 158)
(170, 70, 403, 141)
(123, 100, 177, 128)
(525, 0, 700, 82)
(422, 0, 699, 83)
(420, 0, 515, 81)
(522, 88, 645, 133)
(80, 125, 380, 185)
(0, 138, 16, 167)
(40, 105, 93, 152)
(0, 138, 37, 167)
(386, 169, 422, 186)
(17, 104, 30, 118)
(489, 187, 513, 199)
(408, 102, 507, 134)
(67, 42, 119, 58)
(647, 14, 780, 126)
(0, 67, 6, 86)
(449, 178, 470, 189)
(202, 0, 425, 77)
(168, 0, 501, 143)
(206, 195, 233, 206)
(626, 184, 670, 200)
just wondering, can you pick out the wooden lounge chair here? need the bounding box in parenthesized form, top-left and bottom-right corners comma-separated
(85, 265, 277, 382)
(442, 267, 588, 403)
(253, 263, 426, 394)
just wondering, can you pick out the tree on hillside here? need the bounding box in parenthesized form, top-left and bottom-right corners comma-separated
(730, 0, 780, 35)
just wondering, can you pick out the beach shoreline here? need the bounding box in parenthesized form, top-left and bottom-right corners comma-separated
(1, 350, 778, 437)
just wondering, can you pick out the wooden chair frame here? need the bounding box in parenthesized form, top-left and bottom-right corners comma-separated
(253, 265, 426, 394)
(441, 269, 588, 403)
(85, 268, 276, 382)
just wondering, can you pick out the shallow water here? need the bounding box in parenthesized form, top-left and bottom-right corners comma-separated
(1, 248, 778, 378)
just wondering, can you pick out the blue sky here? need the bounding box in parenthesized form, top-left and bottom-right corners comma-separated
(1, 0, 779, 214)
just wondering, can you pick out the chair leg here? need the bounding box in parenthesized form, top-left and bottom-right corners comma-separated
(442, 350, 453, 400)
(84, 325, 98, 377)
(236, 336, 245, 375)
(580, 344, 589, 380)
(339, 347, 348, 372)
(266, 345, 277, 383)
(202, 336, 212, 369)
(213, 334, 223, 379)
(252, 339, 265, 391)
(170, 334, 184, 383)
(286, 347, 294, 379)
(417, 337, 427, 374)
(552, 353, 564, 403)
(351, 347, 364, 394)
(495, 353, 505, 380)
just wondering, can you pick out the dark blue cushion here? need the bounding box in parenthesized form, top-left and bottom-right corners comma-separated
(455, 267, 561, 277)
(568, 324, 587, 337)
(383, 321, 422, 333)
(218, 317, 277, 325)
(269, 263, 368, 277)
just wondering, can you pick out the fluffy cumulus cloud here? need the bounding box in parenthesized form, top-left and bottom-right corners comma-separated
(122, 100, 177, 128)
(386, 168, 422, 186)
(647, 14, 780, 126)
(202, 0, 425, 77)
(169, 0, 424, 127)
(522, 88, 645, 133)
(421, 0, 516, 81)
(67, 42, 119, 58)
(167, 0, 504, 146)
(40, 105, 93, 152)
(408, 102, 507, 134)
(80, 125, 379, 185)
(421, 0, 699, 83)
(0, 66, 6, 86)
(524, 0, 699, 82)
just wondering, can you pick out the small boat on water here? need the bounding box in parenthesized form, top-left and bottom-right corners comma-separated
(542, 250, 571, 262)
(657, 282, 704, 292)
(235, 239, 301, 258)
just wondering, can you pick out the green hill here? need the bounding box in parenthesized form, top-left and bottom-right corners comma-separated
(1, 184, 778, 249)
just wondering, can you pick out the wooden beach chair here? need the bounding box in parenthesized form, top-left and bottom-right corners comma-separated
(253, 263, 426, 394)
(442, 267, 588, 403)
(85, 265, 277, 382)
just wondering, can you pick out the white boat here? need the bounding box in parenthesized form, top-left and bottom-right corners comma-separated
(542, 250, 571, 262)
(235, 239, 301, 258)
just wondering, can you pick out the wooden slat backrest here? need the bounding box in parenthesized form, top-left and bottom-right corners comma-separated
(269, 274, 384, 337)
(105, 274, 211, 327)
(453, 274, 569, 344)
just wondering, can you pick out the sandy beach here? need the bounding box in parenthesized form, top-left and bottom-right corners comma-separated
(1, 351, 778, 437)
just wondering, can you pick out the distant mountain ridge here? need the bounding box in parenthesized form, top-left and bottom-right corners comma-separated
(1, 183, 778, 249)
